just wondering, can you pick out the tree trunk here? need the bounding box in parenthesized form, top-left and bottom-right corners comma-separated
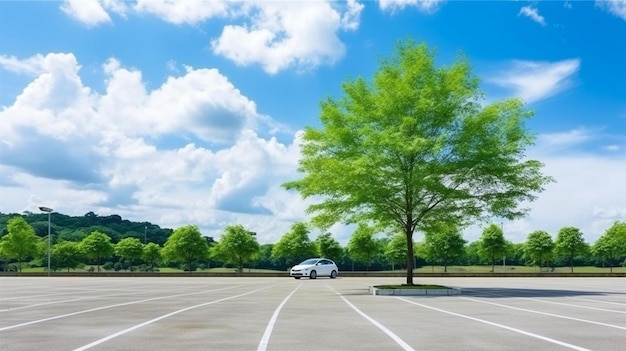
(405, 229, 414, 285)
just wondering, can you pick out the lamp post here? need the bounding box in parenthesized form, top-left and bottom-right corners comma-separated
(39, 206, 54, 277)
(501, 222, 506, 272)
(144, 226, 147, 244)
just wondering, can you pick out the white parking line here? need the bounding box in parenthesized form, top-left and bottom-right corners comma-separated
(257, 284, 302, 351)
(462, 297, 626, 331)
(73, 285, 275, 351)
(398, 297, 591, 351)
(328, 286, 415, 351)
(518, 297, 626, 314)
(0, 284, 245, 332)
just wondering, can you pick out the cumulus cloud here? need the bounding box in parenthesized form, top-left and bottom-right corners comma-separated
(519, 6, 547, 26)
(0, 52, 308, 243)
(211, 1, 355, 74)
(488, 59, 580, 104)
(60, 0, 129, 27)
(378, 0, 442, 13)
(134, 0, 229, 24)
(596, 0, 626, 21)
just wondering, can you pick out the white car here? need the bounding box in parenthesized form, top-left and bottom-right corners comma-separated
(290, 258, 338, 279)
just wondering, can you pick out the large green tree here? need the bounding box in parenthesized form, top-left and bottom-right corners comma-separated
(346, 224, 380, 271)
(478, 224, 507, 272)
(384, 233, 408, 270)
(211, 225, 260, 272)
(162, 225, 209, 272)
(271, 222, 316, 267)
(115, 237, 144, 270)
(80, 231, 114, 272)
(142, 243, 162, 271)
(0, 217, 40, 272)
(52, 241, 83, 272)
(592, 221, 626, 272)
(555, 226, 587, 273)
(283, 41, 551, 284)
(315, 232, 344, 260)
(422, 224, 466, 272)
(525, 230, 554, 271)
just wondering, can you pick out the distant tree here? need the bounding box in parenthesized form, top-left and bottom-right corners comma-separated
(422, 224, 466, 272)
(272, 222, 316, 267)
(463, 241, 484, 266)
(525, 230, 554, 271)
(142, 243, 162, 271)
(52, 241, 83, 272)
(555, 226, 588, 273)
(315, 232, 343, 260)
(478, 224, 506, 272)
(0, 217, 40, 272)
(592, 221, 626, 272)
(162, 225, 208, 272)
(384, 233, 408, 270)
(211, 225, 260, 272)
(115, 237, 144, 270)
(80, 231, 114, 272)
(346, 225, 380, 271)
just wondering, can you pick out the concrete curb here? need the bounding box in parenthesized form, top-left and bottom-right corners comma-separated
(369, 286, 462, 296)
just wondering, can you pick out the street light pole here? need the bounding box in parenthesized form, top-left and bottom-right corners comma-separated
(501, 222, 506, 272)
(144, 226, 147, 244)
(39, 206, 54, 277)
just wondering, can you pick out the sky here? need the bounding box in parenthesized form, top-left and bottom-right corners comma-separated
(1, 0, 625, 246)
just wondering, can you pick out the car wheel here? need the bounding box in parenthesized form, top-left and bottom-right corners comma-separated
(294, 277, 301, 279)
(310, 270, 317, 279)
(330, 270, 337, 279)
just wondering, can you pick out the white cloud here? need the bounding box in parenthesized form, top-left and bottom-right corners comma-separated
(60, 0, 127, 27)
(519, 6, 547, 26)
(378, 0, 442, 13)
(134, 0, 229, 24)
(597, 0, 626, 21)
(211, 1, 355, 74)
(341, 0, 365, 31)
(488, 59, 580, 103)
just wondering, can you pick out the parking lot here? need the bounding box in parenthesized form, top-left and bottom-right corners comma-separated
(1, 276, 625, 350)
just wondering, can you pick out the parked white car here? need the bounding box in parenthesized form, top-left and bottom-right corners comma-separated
(290, 258, 338, 279)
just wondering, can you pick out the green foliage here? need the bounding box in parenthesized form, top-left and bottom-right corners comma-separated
(115, 237, 144, 269)
(525, 230, 554, 270)
(555, 226, 588, 273)
(283, 40, 551, 284)
(162, 225, 208, 272)
(272, 222, 316, 266)
(0, 217, 40, 272)
(210, 225, 260, 272)
(52, 241, 83, 272)
(422, 224, 466, 272)
(315, 232, 343, 260)
(347, 225, 380, 270)
(142, 243, 162, 271)
(592, 221, 626, 272)
(384, 233, 408, 269)
(79, 231, 114, 272)
(478, 223, 506, 271)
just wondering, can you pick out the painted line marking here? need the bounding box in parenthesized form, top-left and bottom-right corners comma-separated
(328, 285, 415, 351)
(398, 297, 591, 351)
(0, 284, 246, 332)
(461, 297, 626, 331)
(72, 285, 275, 351)
(518, 297, 626, 314)
(257, 284, 302, 351)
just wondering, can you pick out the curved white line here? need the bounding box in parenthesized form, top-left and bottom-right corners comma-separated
(257, 284, 302, 351)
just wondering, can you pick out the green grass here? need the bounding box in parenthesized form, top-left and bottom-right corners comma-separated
(411, 265, 626, 273)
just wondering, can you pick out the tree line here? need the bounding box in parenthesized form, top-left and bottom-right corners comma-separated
(1, 211, 625, 273)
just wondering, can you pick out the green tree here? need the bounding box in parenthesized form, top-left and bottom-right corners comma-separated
(271, 222, 316, 266)
(384, 233, 408, 270)
(80, 231, 114, 272)
(423, 224, 466, 272)
(115, 237, 144, 270)
(142, 243, 162, 271)
(315, 232, 344, 260)
(592, 221, 626, 273)
(478, 224, 507, 272)
(525, 230, 554, 271)
(52, 241, 83, 272)
(0, 217, 40, 272)
(162, 225, 208, 272)
(283, 41, 551, 285)
(346, 225, 380, 271)
(555, 226, 588, 273)
(211, 225, 260, 272)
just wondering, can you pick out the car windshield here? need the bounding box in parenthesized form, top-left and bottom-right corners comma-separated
(299, 259, 320, 265)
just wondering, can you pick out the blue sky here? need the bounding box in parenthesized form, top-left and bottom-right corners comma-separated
(1, 0, 625, 245)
